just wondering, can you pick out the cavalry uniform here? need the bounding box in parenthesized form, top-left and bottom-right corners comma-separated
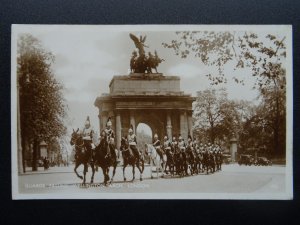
(127, 126, 140, 160)
(163, 139, 171, 151)
(171, 137, 178, 153)
(178, 137, 186, 152)
(81, 116, 94, 162)
(187, 140, 194, 151)
(153, 134, 164, 159)
(163, 136, 172, 155)
(104, 117, 116, 158)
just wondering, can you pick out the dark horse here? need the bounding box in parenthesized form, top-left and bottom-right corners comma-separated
(186, 146, 197, 175)
(164, 147, 175, 176)
(173, 145, 184, 177)
(70, 128, 95, 184)
(94, 130, 118, 185)
(120, 137, 144, 181)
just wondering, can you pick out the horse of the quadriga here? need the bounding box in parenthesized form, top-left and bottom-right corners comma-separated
(145, 144, 166, 179)
(70, 128, 95, 185)
(146, 51, 165, 73)
(94, 130, 118, 185)
(120, 138, 144, 181)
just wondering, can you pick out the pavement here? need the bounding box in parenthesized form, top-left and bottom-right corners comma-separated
(17, 163, 287, 196)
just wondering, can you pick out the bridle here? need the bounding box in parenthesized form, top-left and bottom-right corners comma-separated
(146, 144, 159, 159)
(71, 133, 84, 149)
(120, 140, 130, 153)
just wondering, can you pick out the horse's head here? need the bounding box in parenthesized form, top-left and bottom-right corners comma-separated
(144, 143, 154, 156)
(70, 128, 80, 145)
(100, 129, 107, 140)
(120, 137, 129, 150)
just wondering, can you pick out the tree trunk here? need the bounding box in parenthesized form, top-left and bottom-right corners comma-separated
(21, 136, 26, 173)
(210, 126, 215, 144)
(32, 139, 38, 171)
(274, 92, 280, 156)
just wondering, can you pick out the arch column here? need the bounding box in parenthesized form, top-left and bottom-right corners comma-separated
(115, 111, 121, 149)
(129, 110, 136, 133)
(187, 111, 193, 139)
(180, 110, 188, 141)
(166, 111, 172, 140)
(100, 112, 108, 131)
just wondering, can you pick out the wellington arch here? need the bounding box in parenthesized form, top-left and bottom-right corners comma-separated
(94, 73, 196, 149)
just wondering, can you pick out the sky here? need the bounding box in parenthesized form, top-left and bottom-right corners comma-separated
(13, 25, 290, 136)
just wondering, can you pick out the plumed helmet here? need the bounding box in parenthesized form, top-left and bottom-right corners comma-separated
(128, 124, 133, 133)
(154, 133, 158, 138)
(85, 116, 90, 126)
(106, 117, 112, 127)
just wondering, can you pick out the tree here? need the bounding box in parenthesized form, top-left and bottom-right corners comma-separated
(18, 34, 67, 171)
(163, 30, 287, 157)
(257, 66, 286, 155)
(193, 88, 231, 144)
(162, 31, 286, 88)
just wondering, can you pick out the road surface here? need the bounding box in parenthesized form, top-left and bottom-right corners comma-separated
(17, 163, 286, 196)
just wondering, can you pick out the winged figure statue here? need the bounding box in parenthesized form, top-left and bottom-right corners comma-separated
(129, 33, 148, 56)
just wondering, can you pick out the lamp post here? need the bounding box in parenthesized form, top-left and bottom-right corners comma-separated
(229, 132, 237, 162)
(250, 121, 258, 162)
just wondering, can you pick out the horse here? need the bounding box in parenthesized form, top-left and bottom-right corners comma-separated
(145, 144, 166, 179)
(120, 138, 144, 181)
(173, 145, 184, 177)
(202, 150, 210, 174)
(205, 151, 216, 174)
(70, 128, 95, 185)
(186, 146, 197, 175)
(164, 147, 175, 176)
(195, 150, 204, 173)
(147, 51, 164, 73)
(215, 152, 223, 171)
(94, 130, 118, 185)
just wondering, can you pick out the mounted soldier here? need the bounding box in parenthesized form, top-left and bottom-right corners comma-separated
(81, 116, 95, 162)
(187, 135, 194, 150)
(104, 117, 116, 158)
(171, 136, 178, 149)
(163, 135, 175, 175)
(153, 133, 163, 159)
(178, 135, 186, 152)
(163, 135, 171, 151)
(127, 124, 140, 162)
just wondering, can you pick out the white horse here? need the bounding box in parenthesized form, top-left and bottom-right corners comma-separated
(145, 144, 166, 179)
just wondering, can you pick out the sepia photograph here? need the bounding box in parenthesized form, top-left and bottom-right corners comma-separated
(11, 25, 293, 199)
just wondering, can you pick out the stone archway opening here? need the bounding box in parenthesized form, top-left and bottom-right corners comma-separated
(136, 123, 152, 156)
(136, 123, 152, 163)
